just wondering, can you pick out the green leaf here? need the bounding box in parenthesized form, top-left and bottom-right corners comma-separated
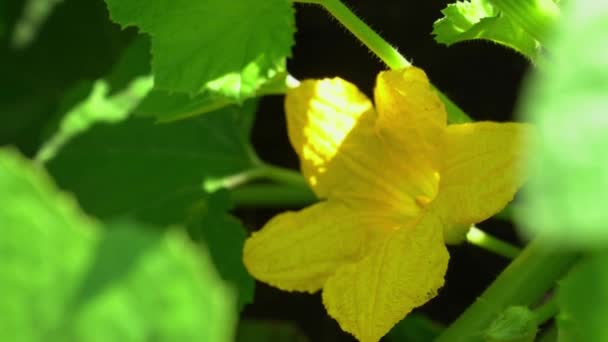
(11, 0, 63, 49)
(104, 0, 295, 98)
(557, 251, 608, 341)
(134, 71, 291, 122)
(516, 0, 608, 248)
(0, 149, 235, 341)
(186, 190, 254, 312)
(387, 314, 443, 342)
(0, 0, 133, 154)
(47, 100, 258, 225)
(236, 320, 309, 342)
(37, 36, 153, 162)
(36, 76, 154, 163)
(433, 0, 539, 59)
(70, 222, 236, 342)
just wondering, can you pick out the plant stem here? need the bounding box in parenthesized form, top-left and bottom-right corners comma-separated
(230, 184, 317, 207)
(293, 0, 472, 123)
(295, 0, 410, 69)
(256, 163, 308, 187)
(533, 295, 559, 326)
(435, 238, 579, 342)
(466, 226, 521, 259)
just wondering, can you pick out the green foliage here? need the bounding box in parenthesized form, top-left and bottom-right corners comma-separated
(134, 71, 291, 122)
(517, 0, 608, 248)
(46, 100, 258, 224)
(104, 0, 296, 99)
(433, 0, 539, 59)
(557, 251, 608, 341)
(45, 98, 259, 311)
(36, 76, 154, 163)
(187, 190, 255, 311)
(11, 0, 62, 49)
(0, 0, 133, 154)
(0, 149, 235, 342)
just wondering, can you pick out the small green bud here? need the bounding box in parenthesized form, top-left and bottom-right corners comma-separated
(484, 306, 538, 342)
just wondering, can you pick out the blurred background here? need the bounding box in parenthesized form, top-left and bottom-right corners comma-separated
(0, 0, 530, 340)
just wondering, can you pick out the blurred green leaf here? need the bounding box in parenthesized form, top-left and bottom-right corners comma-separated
(235, 320, 309, 342)
(516, 0, 608, 247)
(387, 314, 443, 342)
(187, 190, 254, 312)
(104, 0, 295, 98)
(557, 251, 608, 341)
(0, 148, 235, 341)
(47, 100, 258, 225)
(0, 0, 133, 154)
(11, 0, 63, 49)
(70, 221, 236, 342)
(433, 0, 539, 59)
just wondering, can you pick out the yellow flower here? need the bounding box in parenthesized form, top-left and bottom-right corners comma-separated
(243, 66, 530, 342)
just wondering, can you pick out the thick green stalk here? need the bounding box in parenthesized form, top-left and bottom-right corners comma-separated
(256, 163, 308, 187)
(466, 226, 521, 259)
(435, 238, 579, 342)
(230, 184, 317, 207)
(294, 0, 409, 68)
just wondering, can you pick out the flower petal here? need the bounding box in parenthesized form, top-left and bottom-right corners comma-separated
(285, 77, 376, 197)
(322, 212, 449, 342)
(434, 122, 532, 243)
(374, 67, 446, 171)
(285, 74, 440, 218)
(243, 200, 387, 293)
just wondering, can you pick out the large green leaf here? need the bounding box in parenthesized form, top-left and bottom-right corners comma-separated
(433, 0, 539, 59)
(557, 251, 608, 341)
(134, 71, 291, 122)
(0, 149, 235, 341)
(47, 100, 258, 224)
(516, 0, 608, 247)
(186, 190, 254, 312)
(104, 0, 295, 98)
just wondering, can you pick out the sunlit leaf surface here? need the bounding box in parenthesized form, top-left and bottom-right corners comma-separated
(433, 0, 538, 59)
(105, 0, 295, 98)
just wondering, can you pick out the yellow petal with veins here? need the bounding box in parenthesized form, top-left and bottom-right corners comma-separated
(243, 200, 388, 293)
(285, 77, 377, 199)
(322, 211, 449, 342)
(435, 122, 533, 243)
(285, 68, 444, 218)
